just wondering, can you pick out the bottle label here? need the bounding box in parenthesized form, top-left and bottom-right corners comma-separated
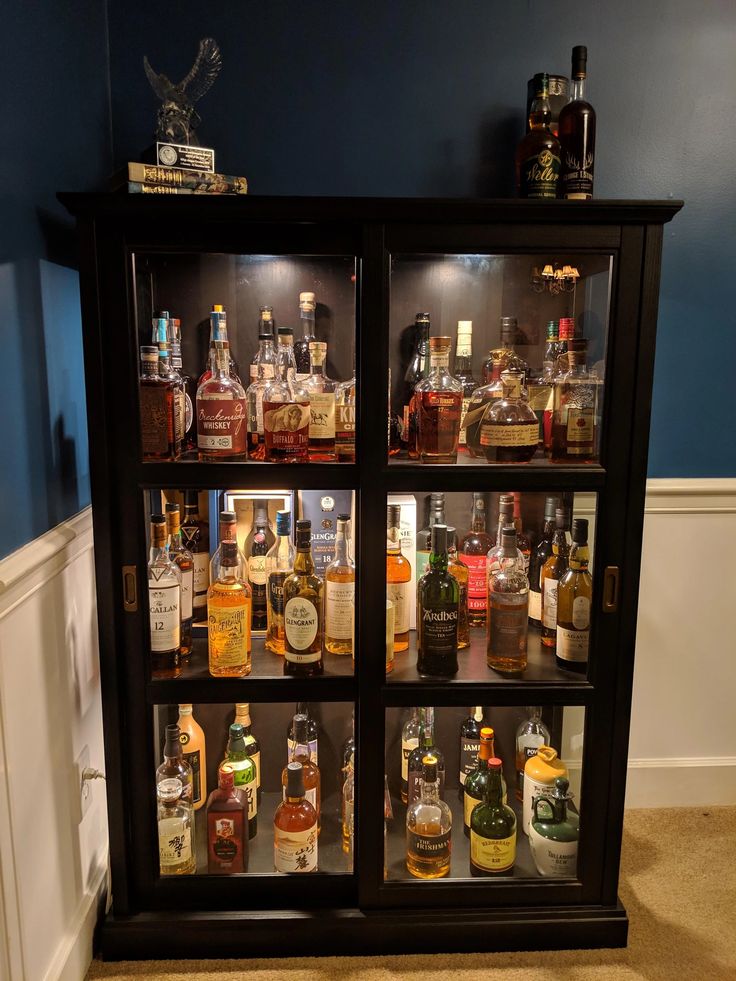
(335, 403, 356, 455)
(263, 399, 310, 458)
(523, 774, 559, 834)
(284, 598, 320, 656)
(182, 747, 201, 803)
(470, 829, 516, 872)
(459, 553, 487, 611)
(208, 602, 251, 667)
(149, 582, 180, 651)
(561, 149, 595, 199)
(232, 768, 258, 820)
(429, 351, 450, 369)
(175, 389, 185, 441)
(248, 554, 267, 587)
(407, 765, 445, 806)
(480, 421, 539, 448)
(529, 824, 578, 875)
(419, 605, 458, 655)
(458, 397, 471, 445)
(564, 407, 595, 453)
(556, 625, 589, 662)
(179, 567, 193, 620)
(209, 813, 245, 872)
(248, 389, 265, 436)
(274, 824, 317, 872)
(528, 587, 542, 622)
(418, 392, 461, 447)
(407, 829, 451, 857)
(460, 737, 480, 785)
(308, 392, 336, 439)
(268, 571, 287, 616)
(521, 148, 560, 199)
(415, 550, 431, 583)
(140, 385, 172, 454)
(250, 363, 275, 385)
(325, 580, 355, 640)
(528, 384, 553, 414)
(543, 579, 559, 630)
(197, 397, 247, 453)
(401, 737, 419, 784)
(516, 739, 546, 796)
(386, 583, 409, 634)
(192, 552, 209, 604)
(158, 818, 192, 868)
(488, 592, 529, 658)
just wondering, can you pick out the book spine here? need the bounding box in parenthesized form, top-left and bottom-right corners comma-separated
(128, 182, 193, 194)
(127, 163, 247, 193)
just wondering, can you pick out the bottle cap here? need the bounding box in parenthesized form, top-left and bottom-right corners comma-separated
(421, 754, 438, 783)
(337, 513, 351, 523)
(220, 510, 237, 524)
(163, 724, 182, 757)
(430, 523, 448, 554)
(387, 504, 401, 527)
(457, 320, 472, 334)
(430, 491, 445, 505)
(299, 291, 316, 303)
(259, 306, 273, 319)
(275, 509, 291, 536)
(500, 316, 518, 343)
(212, 304, 225, 313)
(178, 703, 192, 714)
(140, 345, 159, 361)
(473, 492, 485, 508)
(285, 761, 305, 798)
(555, 508, 569, 529)
(293, 713, 309, 744)
(308, 340, 327, 354)
(499, 495, 514, 520)
(157, 777, 183, 803)
(571, 45, 587, 78)
(259, 327, 274, 341)
(151, 514, 167, 546)
(415, 312, 430, 323)
(295, 519, 311, 547)
(544, 496, 559, 522)
(533, 72, 550, 96)
(480, 726, 494, 741)
(277, 326, 294, 338)
(554, 776, 572, 799)
(546, 320, 559, 339)
(184, 489, 199, 508)
(296, 518, 311, 533)
(571, 518, 589, 543)
(219, 763, 236, 792)
(488, 757, 503, 770)
(429, 335, 451, 351)
(501, 528, 517, 550)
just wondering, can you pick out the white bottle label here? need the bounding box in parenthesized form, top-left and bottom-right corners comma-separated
(248, 554, 267, 586)
(387, 583, 409, 634)
(180, 568, 193, 620)
(193, 552, 209, 602)
(274, 824, 317, 872)
(284, 598, 319, 655)
(308, 392, 336, 439)
(556, 625, 589, 662)
(542, 578, 558, 630)
(458, 397, 470, 445)
(572, 595, 590, 630)
(529, 824, 578, 877)
(528, 588, 542, 622)
(325, 580, 355, 639)
(158, 817, 191, 867)
(149, 582, 180, 651)
(401, 737, 419, 783)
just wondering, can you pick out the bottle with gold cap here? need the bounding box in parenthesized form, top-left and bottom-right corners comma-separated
(522, 745, 568, 835)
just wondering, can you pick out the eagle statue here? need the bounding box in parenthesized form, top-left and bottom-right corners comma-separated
(144, 37, 222, 145)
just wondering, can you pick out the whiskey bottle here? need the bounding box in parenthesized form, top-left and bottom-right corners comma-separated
(156, 723, 193, 805)
(402, 312, 431, 455)
(152, 314, 186, 450)
(486, 493, 519, 579)
(181, 491, 209, 623)
(283, 519, 324, 676)
(177, 704, 207, 810)
(139, 346, 178, 461)
(293, 291, 317, 381)
(479, 370, 539, 464)
(417, 524, 459, 678)
(198, 304, 241, 388)
(551, 338, 600, 462)
(515, 72, 561, 199)
(274, 762, 318, 873)
(515, 706, 550, 802)
(541, 508, 570, 650)
(400, 708, 421, 804)
(334, 358, 356, 462)
(558, 45, 596, 200)
(148, 514, 181, 679)
(406, 754, 452, 879)
(447, 528, 470, 649)
(416, 492, 446, 582)
(206, 763, 248, 873)
(460, 492, 494, 627)
(511, 493, 531, 572)
(244, 502, 274, 632)
(415, 337, 463, 464)
(407, 707, 445, 805)
(469, 758, 517, 876)
(282, 713, 321, 827)
(287, 704, 319, 764)
(249, 306, 276, 386)
(529, 776, 579, 877)
(453, 320, 479, 450)
(165, 504, 194, 658)
(262, 328, 310, 463)
(157, 777, 195, 876)
(168, 316, 195, 448)
(386, 504, 411, 653)
(222, 723, 258, 839)
(235, 702, 262, 804)
(246, 320, 278, 460)
(209, 511, 245, 584)
(487, 529, 529, 675)
(555, 517, 592, 673)
(207, 539, 252, 678)
(463, 727, 507, 835)
(196, 336, 247, 461)
(304, 341, 337, 461)
(528, 497, 559, 628)
(324, 515, 355, 656)
(265, 509, 295, 655)
(459, 706, 485, 791)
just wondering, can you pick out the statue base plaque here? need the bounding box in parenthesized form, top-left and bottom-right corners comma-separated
(142, 142, 215, 173)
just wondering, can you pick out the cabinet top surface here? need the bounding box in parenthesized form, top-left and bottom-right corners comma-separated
(58, 193, 683, 226)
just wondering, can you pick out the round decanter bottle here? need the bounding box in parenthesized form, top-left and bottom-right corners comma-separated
(479, 370, 539, 463)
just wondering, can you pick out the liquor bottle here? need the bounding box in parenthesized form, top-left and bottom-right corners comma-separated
(402, 312, 431, 454)
(416, 492, 445, 582)
(528, 497, 559, 628)
(551, 338, 600, 463)
(487, 529, 529, 675)
(400, 708, 421, 803)
(262, 328, 310, 463)
(558, 46, 596, 200)
(196, 335, 247, 462)
(274, 762, 318, 873)
(234, 702, 262, 804)
(303, 340, 337, 461)
(511, 493, 531, 572)
(487, 494, 523, 578)
(168, 315, 195, 447)
(555, 517, 592, 674)
(181, 491, 210, 622)
(341, 709, 356, 789)
(481, 317, 529, 386)
(148, 514, 181, 679)
(515, 706, 550, 802)
(463, 371, 505, 456)
(177, 704, 207, 810)
(556, 317, 574, 374)
(209, 510, 245, 583)
(447, 528, 469, 649)
(386, 504, 411, 653)
(287, 704, 319, 764)
(527, 320, 558, 455)
(324, 515, 355, 656)
(342, 752, 355, 861)
(139, 346, 178, 461)
(222, 723, 258, 839)
(206, 763, 248, 873)
(469, 758, 517, 876)
(407, 707, 445, 805)
(265, 509, 295, 655)
(244, 502, 274, 632)
(405, 754, 452, 879)
(522, 745, 568, 835)
(156, 724, 194, 804)
(283, 519, 324, 677)
(453, 321, 479, 450)
(207, 539, 252, 678)
(294, 291, 317, 380)
(459, 707, 484, 791)
(198, 304, 241, 387)
(515, 72, 561, 199)
(334, 357, 356, 462)
(165, 504, 193, 657)
(153, 316, 186, 450)
(282, 713, 321, 827)
(157, 777, 195, 876)
(540, 508, 570, 650)
(463, 727, 509, 835)
(417, 524, 459, 678)
(249, 306, 276, 385)
(529, 776, 579, 877)
(460, 492, 494, 627)
(415, 336, 463, 464)
(478, 370, 539, 464)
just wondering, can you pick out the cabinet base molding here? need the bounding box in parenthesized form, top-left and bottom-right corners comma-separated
(100, 901, 628, 959)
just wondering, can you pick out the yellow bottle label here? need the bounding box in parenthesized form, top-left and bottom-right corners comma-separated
(208, 601, 251, 667)
(470, 829, 516, 872)
(464, 791, 479, 828)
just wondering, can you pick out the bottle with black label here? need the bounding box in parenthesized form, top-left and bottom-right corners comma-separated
(515, 73, 561, 199)
(401, 708, 421, 803)
(459, 707, 485, 795)
(558, 46, 596, 200)
(406, 753, 452, 879)
(417, 524, 459, 678)
(244, 502, 275, 632)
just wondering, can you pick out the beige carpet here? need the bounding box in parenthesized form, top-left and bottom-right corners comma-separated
(87, 806, 736, 981)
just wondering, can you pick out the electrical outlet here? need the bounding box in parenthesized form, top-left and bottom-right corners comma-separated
(76, 745, 91, 822)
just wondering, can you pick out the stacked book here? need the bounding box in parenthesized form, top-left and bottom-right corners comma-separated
(112, 162, 248, 195)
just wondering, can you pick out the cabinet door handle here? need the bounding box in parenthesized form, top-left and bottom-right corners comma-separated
(122, 565, 138, 612)
(602, 566, 619, 613)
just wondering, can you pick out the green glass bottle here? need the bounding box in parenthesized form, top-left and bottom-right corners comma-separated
(529, 776, 579, 877)
(417, 524, 459, 677)
(463, 727, 507, 836)
(469, 758, 517, 876)
(222, 723, 258, 839)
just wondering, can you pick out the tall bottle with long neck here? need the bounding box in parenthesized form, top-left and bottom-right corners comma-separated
(265, 510, 295, 655)
(181, 491, 210, 622)
(196, 333, 247, 462)
(283, 520, 324, 677)
(198, 304, 241, 386)
(244, 503, 274, 633)
(403, 313, 431, 457)
(325, 515, 355, 656)
(528, 496, 559, 628)
(558, 46, 596, 200)
(294, 291, 316, 380)
(454, 320, 478, 451)
(249, 306, 276, 385)
(246, 321, 278, 460)
(460, 492, 493, 628)
(165, 503, 193, 657)
(416, 493, 445, 582)
(386, 504, 411, 652)
(515, 72, 561, 199)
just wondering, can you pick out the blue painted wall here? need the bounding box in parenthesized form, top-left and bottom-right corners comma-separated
(0, 2, 111, 558)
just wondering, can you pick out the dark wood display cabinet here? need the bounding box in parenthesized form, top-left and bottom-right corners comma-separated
(61, 194, 681, 960)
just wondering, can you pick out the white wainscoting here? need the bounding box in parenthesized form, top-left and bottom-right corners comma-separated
(0, 508, 107, 981)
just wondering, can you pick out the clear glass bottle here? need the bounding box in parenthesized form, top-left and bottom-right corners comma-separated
(234, 703, 262, 804)
(152, 313, 186, 450)
(165, 504, 193, 658)
(265, 509, 295, 655)
(558, 45, 596, 200)
(287, 704, 319, 764)
(407, 707, 445, 805)
(551, 338, 600, 463)
(249, 306, 276, 385)
(515, 72, 561, 199)
(481, 317, 530, 384)
(222, 723, 258, 839)
(244, 502, 274, 633)
(400, 708, 421, 804)
(541, 508, 571, 650)
(469, 759, 517, 876)
(156, 723, 193, 805)
(206, 763, 248, 874)
(139, 346, 178, 461)
(515, 707, 551, 802)
(415, 337, 463, 464)
(386, 504, 411, 653)
(283, 520, 324, 677)
(406, 754, 452, 879)
(447, 528, 469, 649)
(324, 515, 355, 655)
(148, 514, 181, 679)
(274, 762, 318, 873)
(479, 370, 539, 463)
(198, 304, 241, 387)
(263, 327, 310, 463)
(460, 492, 494, 627)
(511, 492, 531, 572)
(555, 517, 592, 674)
(168, 315, 194, 445)
(403, 312, 431, 455)
(487, 529, 529, 675)
(207, 539, 252, 678)
(282, 714, 321, 828)
(416, 492, 445, 583)
(528, 497, 559, 628)
(453, 320, 479, 451)
(417, 524, 459, 678)
(157, 777, 195, 876)
(334, 358, 356, 463)
(246, 321, 278, 460)
(294, 291, 316, 380)
(196, 336, 247, 462)
(303, 341, 337, 461)
(487, 494, 522, 579)
(209, 510, 246, 583)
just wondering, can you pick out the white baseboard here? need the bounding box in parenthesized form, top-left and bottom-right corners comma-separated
(45, 860, 107, 981)
(626, 758, 736, 808)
